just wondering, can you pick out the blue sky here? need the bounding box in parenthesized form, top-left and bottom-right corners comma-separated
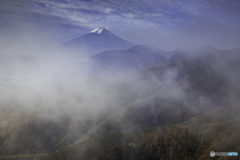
(1, 0, 240, 49)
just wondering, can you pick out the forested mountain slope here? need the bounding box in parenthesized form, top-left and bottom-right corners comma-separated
(1, 49, 240, 160)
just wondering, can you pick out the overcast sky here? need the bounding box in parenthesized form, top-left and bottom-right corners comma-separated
(1, 0, 240, 50)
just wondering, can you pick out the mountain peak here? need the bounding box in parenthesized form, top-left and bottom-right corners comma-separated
(63, 27, 136, 55)
(90, 28, 106, 34)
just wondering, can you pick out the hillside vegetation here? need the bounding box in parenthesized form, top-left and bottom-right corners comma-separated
(1, 49, 240, 160)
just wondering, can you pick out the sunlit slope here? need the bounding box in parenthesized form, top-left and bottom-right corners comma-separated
(41, 90, 240, 160)
(91, 106, 240, 160)
(41, 93, 197, 160)
(95, 83, 240, 160)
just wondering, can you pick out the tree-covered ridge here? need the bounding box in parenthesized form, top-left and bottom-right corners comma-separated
(38, 103, 240, 160)
(43, 81, 240, 160)
(38, 60, 240, 160)
(36, 93, 198, 160)
(0, 109, 70, 155)
(126, 107, 240, 160)
(1, 49, 240, 160)
(0, 154, 49, 160)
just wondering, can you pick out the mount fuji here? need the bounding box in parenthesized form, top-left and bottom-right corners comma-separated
(63, 28, 136, 55)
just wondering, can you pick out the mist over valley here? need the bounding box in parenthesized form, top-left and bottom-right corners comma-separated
(1, 1, 240, 160)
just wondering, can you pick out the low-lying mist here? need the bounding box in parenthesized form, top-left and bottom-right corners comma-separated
(0, 45, 156, 122)
(1, 40, 239, 123)
(1, 35, 240, 158)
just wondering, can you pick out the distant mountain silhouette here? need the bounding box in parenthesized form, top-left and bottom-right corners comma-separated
(91, 45, 222, 70)
(147, 45, 220, 68)
(92, 45, 167, 70)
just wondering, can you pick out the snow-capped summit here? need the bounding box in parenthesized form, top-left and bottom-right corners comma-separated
(63, 28, 136, 55)
(90, 28, 105, 34)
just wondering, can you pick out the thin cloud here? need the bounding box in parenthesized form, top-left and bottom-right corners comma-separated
(1, 0, 239, 29)
(0, 0, 240, 49)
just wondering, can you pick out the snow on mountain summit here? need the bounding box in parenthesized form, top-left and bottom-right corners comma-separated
(63, 27, 136, 55)
(90, 28, 104, 34)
